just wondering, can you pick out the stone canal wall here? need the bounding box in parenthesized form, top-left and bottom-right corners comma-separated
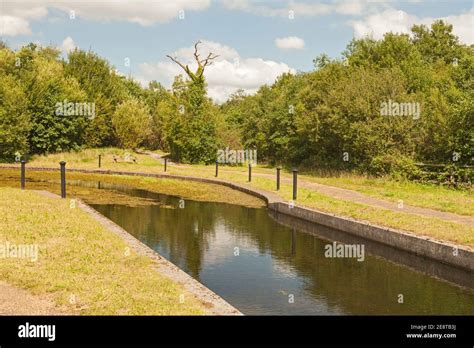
(76, 197, 242, 316)
(2, 165, 473, 272)
(270, 202, 473, 272)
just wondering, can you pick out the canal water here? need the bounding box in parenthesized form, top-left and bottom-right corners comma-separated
(83, 182, 474, 315)
(1, 173, 473, 315)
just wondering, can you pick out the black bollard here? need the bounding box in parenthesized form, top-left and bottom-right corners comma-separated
(215, 160, 219, 177)
(60, 161, 66, 198)
(276, 167, 281, 191)
(98, 154, 101, 168)
(292, 168, 298, 200)
(248, 163, 252, 182)
(164, 158, 167, 172)
(20, 160, 26, 190)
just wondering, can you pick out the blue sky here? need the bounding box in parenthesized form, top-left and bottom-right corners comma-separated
(1, 0, 473, 102)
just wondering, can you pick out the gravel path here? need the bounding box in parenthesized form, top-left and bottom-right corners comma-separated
(0, 281, 68, 315)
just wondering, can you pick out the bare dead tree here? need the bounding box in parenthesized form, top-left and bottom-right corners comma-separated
(166, 41, 219, 83)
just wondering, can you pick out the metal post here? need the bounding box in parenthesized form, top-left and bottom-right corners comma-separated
(98, 154, 101, 168)
(276, 167, 281, 191)
(292, 168, 298, 200)
(164, 158, 167, 172)
(20, 160, 26, 190)
(215, 160, 218, 177)
(248, 163, 252, 182)
(60, 161, 66, 199)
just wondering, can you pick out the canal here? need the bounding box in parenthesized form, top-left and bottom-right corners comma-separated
(2, 175, 474, 315)
(86, 181, 474, 315)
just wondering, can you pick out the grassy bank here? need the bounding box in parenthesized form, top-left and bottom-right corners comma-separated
(301, 174, 474, 217)
(0, 187, 208, 315)
(0, 169, 265, 208)
(1, 148, 472, 247)
(23, 147, 473, 216)
(0, 169, 472, 249)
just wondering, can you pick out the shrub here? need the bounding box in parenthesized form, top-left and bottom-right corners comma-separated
(368, 153, 422, 179)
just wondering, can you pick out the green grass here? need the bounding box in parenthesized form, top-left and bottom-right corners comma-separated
(29, 147, 160, 170)
(2, 167, 472, 248)
(26, 146, 472, 217)
(272, 181, 474, 247)
(181, 171, 473, 247)
(3, 147, 472, 247)
(0, 187, 208, 315)
(300, 174, 474, 216)
(0, 169, 265, 208)
(169, 166, 473, 217)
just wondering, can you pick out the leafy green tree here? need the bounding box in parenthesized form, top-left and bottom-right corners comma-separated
(412, 20, 463, 65)
(0, 74, 31, 161)
(165, 41, 220, 163)
(140, 81, 172, 150)
(223, 20, 472, 176)
(65, 50, 129, 147)
(313, 53, 332, 70)
(112, 98, 151, 149)
(23, 47, 90, 154)
(0, 21, 470, 179)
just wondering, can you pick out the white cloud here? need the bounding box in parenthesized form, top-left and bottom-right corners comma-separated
(50, 0, 211, 26)
(222, 0, 368, 17)
(0, 0, 211, 37)
(138, 40, 295, 103)
(0, 15, 32, 36)
(350, 7, 474, 44)
(0, 1, 48, 36)
(443, 9, 474, 45)
(351, 9, 414, 38)
(59, 36, 76, 54)
(275, 36, 305, 50)
(334, 0, 365, 16)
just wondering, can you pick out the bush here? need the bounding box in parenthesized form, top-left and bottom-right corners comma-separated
(368, 153, 422, 179)
(112, 98, 151, 149)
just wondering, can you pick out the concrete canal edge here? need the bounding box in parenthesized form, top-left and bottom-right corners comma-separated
(4, 166, 474, 272)
(77, 200, 242, 315)
(33, 189, 241, 316)
(270, 202, 474, 272)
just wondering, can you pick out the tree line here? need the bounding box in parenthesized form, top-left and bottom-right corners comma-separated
(0, 20, 472, 179)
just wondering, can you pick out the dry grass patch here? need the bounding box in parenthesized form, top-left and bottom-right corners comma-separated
(0, 187, 207, 315)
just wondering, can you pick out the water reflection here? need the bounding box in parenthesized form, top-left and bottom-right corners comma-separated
(88, 184, 474, 315)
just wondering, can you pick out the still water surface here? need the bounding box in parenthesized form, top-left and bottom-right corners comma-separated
(84, 182, 474, 315)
